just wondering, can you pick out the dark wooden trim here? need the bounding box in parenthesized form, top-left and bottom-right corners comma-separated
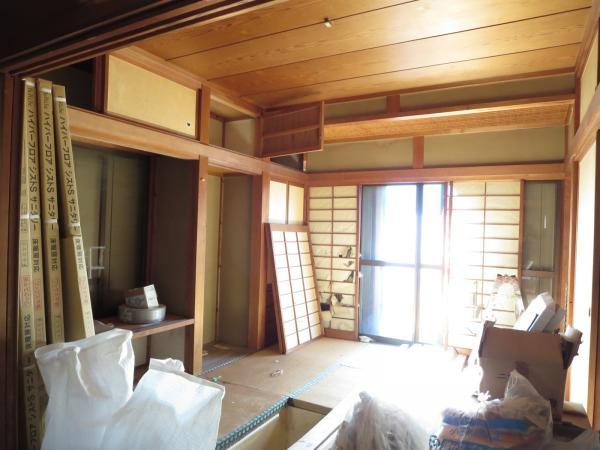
(92, 55, 108, 113)
(0, 74, 21, 450)
(0, 0, 283, 76)
(386, 95, 400, 114)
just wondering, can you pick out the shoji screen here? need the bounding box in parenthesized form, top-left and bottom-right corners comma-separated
(308, 185, 359, 335)
(448, 181, 521, 349)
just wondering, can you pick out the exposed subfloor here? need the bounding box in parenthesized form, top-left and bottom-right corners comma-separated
(204, 337, 466, 445)
(202, 342, 251, 374)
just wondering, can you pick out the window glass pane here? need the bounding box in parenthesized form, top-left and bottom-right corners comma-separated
(361, 185, 416, 264)
(359, 265, 415, 341)
(421, 184, 445, 266)
(418, 268, 444, 344)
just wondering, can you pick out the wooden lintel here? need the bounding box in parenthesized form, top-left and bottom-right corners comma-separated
(110, 46, 262, 118)
(67, 106, 306, 183)
(307, 163, 566, 186)
(324, 95, 574, 143)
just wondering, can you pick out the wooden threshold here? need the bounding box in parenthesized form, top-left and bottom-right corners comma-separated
(324, 95, 574, 143)
(99, 313, 194, 339)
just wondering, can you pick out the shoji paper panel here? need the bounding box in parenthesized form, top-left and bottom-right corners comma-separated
(448, 180, 521, 349)
(269, 180, 288, 224)
(267, 224, 322, 353)
(308, 185, 358, 334)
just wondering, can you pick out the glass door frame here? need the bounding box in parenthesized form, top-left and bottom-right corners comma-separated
(358, 182, 447, 344)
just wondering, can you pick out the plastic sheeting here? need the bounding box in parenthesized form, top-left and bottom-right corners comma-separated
(35, 329, 224, 450)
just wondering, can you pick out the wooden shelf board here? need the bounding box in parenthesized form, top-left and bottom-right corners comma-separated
(98, 313, 195, 339)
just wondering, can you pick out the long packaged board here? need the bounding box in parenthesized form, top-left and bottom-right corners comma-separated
(23, 79, 47, 349)
(20, 79, 43, 450)
(53, 84, 95, 340)
(37, 79, 65, 344)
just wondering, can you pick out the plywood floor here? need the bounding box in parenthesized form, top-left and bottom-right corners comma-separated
(203, 342, 250, 374)
(206, 337, 465, 439)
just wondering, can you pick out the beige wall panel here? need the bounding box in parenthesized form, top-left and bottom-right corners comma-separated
(287, 185, 305, 225)
(224, 118, 256, 156)
(401, 74, 574, 109)
(325, 97, 387, 120)
(425, 127, 564, 166)
(219, 175, 252, 346)
(269, 180, 288, 224)
(210, 118, 224, 147)
(307, 138, 412, 172)
(106, 56, 196, 136)
(570, 143, 596, 408)
(580, 33, 599, 121)
(203, 175, 221, 344)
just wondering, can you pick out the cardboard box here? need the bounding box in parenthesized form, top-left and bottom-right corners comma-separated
(61, 236, 95, 340)
(125, 285, 159, 309)
(478, 326, 566, 418)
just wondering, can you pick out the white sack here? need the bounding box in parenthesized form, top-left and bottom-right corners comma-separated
(34, 328, 134, 450)
(100, 358, 225, 450)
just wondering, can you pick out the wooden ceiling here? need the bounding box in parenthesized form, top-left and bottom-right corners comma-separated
(138, 0, 590, 108)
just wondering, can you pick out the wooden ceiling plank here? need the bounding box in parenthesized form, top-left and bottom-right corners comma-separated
(137, 0, 404, 60)
(212, 9, 587, 96)
(170, 0, 590, 80)
(324, 95, 573, 143)
(245, 45, 579, 107)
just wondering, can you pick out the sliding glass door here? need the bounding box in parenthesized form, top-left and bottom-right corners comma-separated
(359, 183, 445, 344)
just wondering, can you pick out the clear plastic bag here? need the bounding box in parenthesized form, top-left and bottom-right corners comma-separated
(35, 329, 134, 450)
(432, 370, 553, 449)
(336, 391, 430, 450)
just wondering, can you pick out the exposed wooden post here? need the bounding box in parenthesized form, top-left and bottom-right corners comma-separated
(386, 95, 400, 114)
(186, 155, 208, 374)
(248, 173, 270, 350)
(92, 55, 108, 113)
(412, 136, 424, 169)
(197, 87, 211, 145)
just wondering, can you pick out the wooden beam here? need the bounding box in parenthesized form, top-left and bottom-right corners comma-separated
(324, 95, 574, 143)
(111, 46, 262, 118)
(412, 136, 424, 169)
(307, 163, 566, 186)
(248, 174, 270, 351)
(67, 106, 307, 183)
(1, 0, 287, 76)
(198, 86, 211, 144)
(185, 156, 208, 374)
